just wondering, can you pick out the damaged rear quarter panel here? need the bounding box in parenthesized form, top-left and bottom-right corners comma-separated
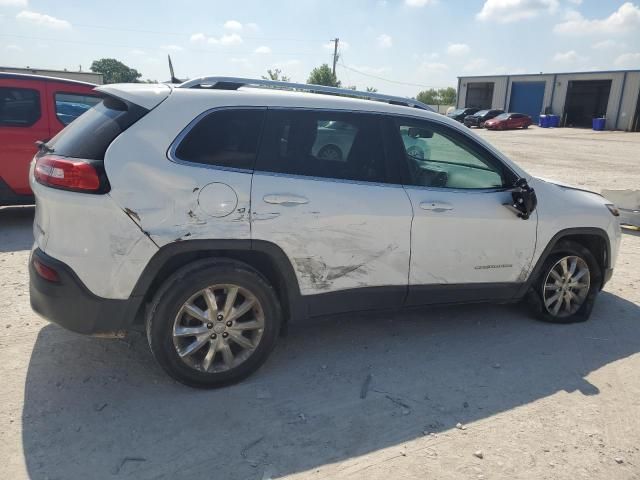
(104, 91, 253, 247)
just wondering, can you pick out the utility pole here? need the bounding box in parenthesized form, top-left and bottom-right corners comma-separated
(331, 38, 339, 76)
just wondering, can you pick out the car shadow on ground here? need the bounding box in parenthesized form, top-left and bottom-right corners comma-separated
(22, 290, 640, 479)
(0, 206, 35, 253)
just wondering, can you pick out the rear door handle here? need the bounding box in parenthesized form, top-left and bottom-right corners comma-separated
(263, 194, 309, 206)
(420, 201, 453, 212)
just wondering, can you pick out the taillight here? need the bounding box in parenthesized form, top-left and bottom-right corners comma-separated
(33, 257, 60, 282)
(34, 154, 101, 192)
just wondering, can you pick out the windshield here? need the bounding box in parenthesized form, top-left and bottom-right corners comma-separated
(474, 110, 489, 116)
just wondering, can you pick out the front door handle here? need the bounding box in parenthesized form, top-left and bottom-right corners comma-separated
(420, 201, 453, 212)
(263, 194, 309, 206)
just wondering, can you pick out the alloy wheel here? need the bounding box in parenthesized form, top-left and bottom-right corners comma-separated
(172, 284, 265, 373)
(542, 256, 590, 318)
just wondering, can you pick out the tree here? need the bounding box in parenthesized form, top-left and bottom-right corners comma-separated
(439, 87, 456, 105)
(366, 87, 378, 93)
(416, 88, 439, 105)
(90, 58, 141, 84)
(262, 68, 290, 82)
(307, 64, 341, 87)
(416, 87, 457, 106)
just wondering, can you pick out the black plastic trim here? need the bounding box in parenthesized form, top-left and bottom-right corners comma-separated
(406, 282, 521, 306)
(0, 177, 34, 206)
(517, 227, 612, 297)
(29, 248, 141, 334)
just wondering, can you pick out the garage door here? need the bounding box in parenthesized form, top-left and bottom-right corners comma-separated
(564, 80, 612, 128)
(465, 82, 494, 109)
(509, 82, 545, 122)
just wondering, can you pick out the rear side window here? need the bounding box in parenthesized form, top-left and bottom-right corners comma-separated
(48, 96, 148, 160)
(0, 87, 41, 127)
(55, 92, 101, 126)
(256, 110, 387, 183)
(173, 109, 265, 170)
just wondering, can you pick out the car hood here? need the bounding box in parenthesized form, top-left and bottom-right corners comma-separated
(534, 176, 601, 196)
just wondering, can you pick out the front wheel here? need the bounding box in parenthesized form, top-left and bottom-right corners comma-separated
(146, 259, 282, 388)
(528, 240, 601, 323)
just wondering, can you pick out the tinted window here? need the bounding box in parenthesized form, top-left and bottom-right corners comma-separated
(395, 119, 509, 189)
(174, 109, 265, 170)
(0, 87, 41, 127)
(55, 93, 100, 125)
(256, 110, 387, 183)
(48, 96, 148, 160)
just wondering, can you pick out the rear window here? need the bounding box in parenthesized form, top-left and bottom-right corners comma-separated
(48, 96, 148, 160)
(0, 87, 41, 127)
(173, 109, 265, 170)
(55, 92, 101, 126)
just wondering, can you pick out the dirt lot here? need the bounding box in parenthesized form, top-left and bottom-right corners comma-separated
(1, 128, 639, 480)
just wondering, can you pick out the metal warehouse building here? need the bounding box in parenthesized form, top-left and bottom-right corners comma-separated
(456, 70, 640, 131)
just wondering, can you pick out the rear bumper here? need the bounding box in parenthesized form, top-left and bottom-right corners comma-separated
(29, 248, 142, 335)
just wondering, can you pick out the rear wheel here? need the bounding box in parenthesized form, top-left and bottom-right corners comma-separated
(527, 241, 601, 323)
(146, 259, 281, 388)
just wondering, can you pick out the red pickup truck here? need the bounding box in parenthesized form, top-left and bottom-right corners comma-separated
(0, 73, 99, 205)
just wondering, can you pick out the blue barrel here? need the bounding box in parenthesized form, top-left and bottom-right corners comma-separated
(548, 115, 560, 128)
(592, 117, 606, 131)
(539, 115, 549, 128)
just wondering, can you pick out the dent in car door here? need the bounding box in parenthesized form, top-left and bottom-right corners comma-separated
(250, 109, 412, 311)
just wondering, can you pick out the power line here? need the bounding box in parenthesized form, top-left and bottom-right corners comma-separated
(338, 59, 451, 89)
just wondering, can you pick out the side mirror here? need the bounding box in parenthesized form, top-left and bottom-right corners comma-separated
(506, 178, 537, 220)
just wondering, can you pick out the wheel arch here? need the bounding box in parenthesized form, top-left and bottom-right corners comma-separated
(130, 239, 305, 326)
(521, 227, 610, 296)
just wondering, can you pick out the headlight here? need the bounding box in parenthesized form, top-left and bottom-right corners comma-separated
(605, 204, 620, 217)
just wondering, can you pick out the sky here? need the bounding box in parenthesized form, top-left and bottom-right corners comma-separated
(0, 0, 639, 97)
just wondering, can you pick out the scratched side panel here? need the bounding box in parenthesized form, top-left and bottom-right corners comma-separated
(251, 173, 413, 295)
(105, 90, 253, 247)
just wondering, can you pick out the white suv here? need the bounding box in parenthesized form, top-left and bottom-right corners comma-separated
(29, 77, 621, 388)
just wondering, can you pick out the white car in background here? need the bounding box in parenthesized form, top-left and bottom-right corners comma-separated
(29, 77, 621, 388)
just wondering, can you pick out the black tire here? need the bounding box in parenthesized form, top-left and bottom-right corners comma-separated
(146, 259, 282, 388)
(527, 240, 602, 324)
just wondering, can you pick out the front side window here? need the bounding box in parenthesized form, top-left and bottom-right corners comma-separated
(256, 110, 387, 183)
(0, 87, 41, 127)
(174, 109, 265, 170)
(55, 93, 101, 125)
(395, 118, 509, 189)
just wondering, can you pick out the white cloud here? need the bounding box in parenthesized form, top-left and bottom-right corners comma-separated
(130, 49, 145, 55)
(463, 58, 489, 72)
(5, 44, 22, 52)
(552, 49, 587, 62)
(190, 32, 243, 46)
(161, 44, 183, 52)
(223, 20, 243, 31)
(447, 43, 470, 56)
(477, 0, 559, 23)
(614, 52, 640, 67)
(567, 0, 582, 3)
(419, 62, 449, 74)
(16, 10, 70, 29)
(554, 2, 640, 34)
(377, 33, 392, 48)
(254, 45, 271, 54)
(405, 0, 433, 6)
(245, 22, 259, 32)
(0, 0, 27, 6)
(592, 39, 624, 50)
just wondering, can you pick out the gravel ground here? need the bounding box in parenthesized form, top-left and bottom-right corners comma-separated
(1, 128, 639, 480)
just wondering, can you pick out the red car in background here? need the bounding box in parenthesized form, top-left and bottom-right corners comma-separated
(0, 73, 99, 205)
(484, 112, 532, 130)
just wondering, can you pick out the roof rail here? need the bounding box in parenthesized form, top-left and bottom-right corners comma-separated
(177, 76, 434, 111)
